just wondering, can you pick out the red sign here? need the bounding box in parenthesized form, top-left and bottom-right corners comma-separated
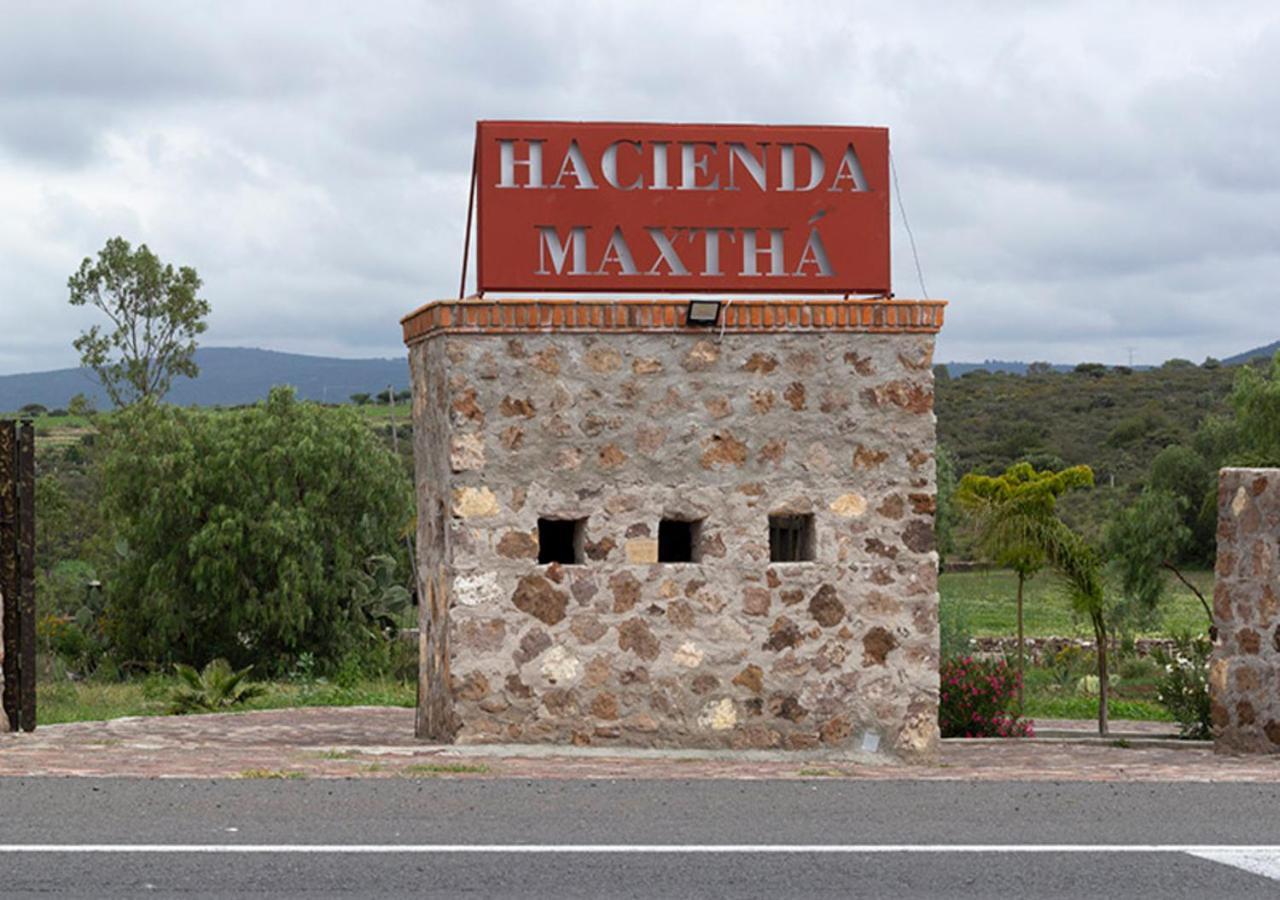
(475, 121, 890, 295)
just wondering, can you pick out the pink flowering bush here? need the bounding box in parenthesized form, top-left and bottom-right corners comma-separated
(939, 656, 1035, 738)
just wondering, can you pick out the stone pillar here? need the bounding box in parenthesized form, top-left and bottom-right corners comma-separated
(1211, 467, 1280, 753)
(403, 298, 946, 760)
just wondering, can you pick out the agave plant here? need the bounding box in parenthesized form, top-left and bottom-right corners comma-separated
(168, 658, 267, 714)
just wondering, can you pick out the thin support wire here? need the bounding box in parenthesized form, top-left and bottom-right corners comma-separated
(890, 149, 929, 300)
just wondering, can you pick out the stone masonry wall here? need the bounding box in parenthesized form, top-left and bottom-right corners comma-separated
(1211, 467, 1280, 753)
(408, 322, 940, 759)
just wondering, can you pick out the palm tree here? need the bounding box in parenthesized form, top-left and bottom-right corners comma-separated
(955, 462, 1094, 712)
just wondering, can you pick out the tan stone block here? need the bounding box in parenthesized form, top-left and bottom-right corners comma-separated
(449, 433, 485, 472)
(452, 486, 499, 518)
(625, 538, 658, 564)
(830, 493, 868, 517)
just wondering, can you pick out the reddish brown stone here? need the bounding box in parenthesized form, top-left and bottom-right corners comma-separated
(769, 694, 809, 722)
(783, 382, 807, 411)
(862, 380, 933, 413)
(1237, 700, 1257, 726)
(512, 578, 568, 627)
(853, 445, 889, 469)
(610, 571, 643, 613)
(531, 347, 561, 374)
(743, 587, 772, 617)
(590, 692, 620, 720)
(585, 346, 623, 373)
(809, 585, 846, 627)
(1211, 700, 1230, 729)
(902, 520, 936, 553)
(571, 731, 592, 746)
(667, 600, 695, 630)
(865, 538, 898, 560)
(499, 425, 524, 450)
(704, 396, 733, 419)
(1267, 720, 1280, 746)
(758, 439, 787, 465)
(1252, 475, 1269, 496)
(455, 672, 489, 702)
(1236, 667, 1261, 693)
(909, 493, 937, 515)
(786, 733, 821, 750)
(543, 689, 576, 716)
(780, 589, 804, 606)
(763, 616, 803, 652)
(500, 396, 536, 418)
(818, 389, 849, 414)
(570, 577, 598, 606)
(898, 347, 934, 371)
(749, 389, 776, 413)
(505, 674, 533, 699)
(699, 532, 727, 559)
(618, 617, 661, 661)
(820, 715, 853, 743)
(862, 627, 898, 666)
(766, 569, 781, 588)
(906, 449, 931, 469)
(619, 667, 650, 685)
(584, 536, 616, 561)
(598, 444, 627, 469)
(497, 531, 538, 559)
(733, 664, 765, 694)
(691, 673, 720, 695)
(701, 432, 748, 469)
(743, 352, 779, 374)
(844, 351, 875, 375)
(682, 340, 720, 371)
(569, 614, 608, 644)
(513, 627, 552, 665)
(632, 357, 663, 375)
(1239, 628, 1261, 654)
(732, 725, 783, 749)
(451, 387, 484, 423)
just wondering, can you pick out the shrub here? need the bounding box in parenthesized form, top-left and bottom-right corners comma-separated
(1153, 634, 1212, 739)
(99, 386, 413, 673)
(168, 659, 266, 714)
(939, 656, 1035, 738)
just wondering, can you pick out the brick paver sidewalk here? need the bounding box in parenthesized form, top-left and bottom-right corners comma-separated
(2, 707, 1278, 781)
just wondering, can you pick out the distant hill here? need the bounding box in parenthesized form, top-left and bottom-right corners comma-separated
(1223, 340, 1280, 366)
(0, 347, 409, 411)
(939, 360, 1076, 377)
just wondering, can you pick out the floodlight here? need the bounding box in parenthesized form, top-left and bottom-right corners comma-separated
(686, 299, 722, 326)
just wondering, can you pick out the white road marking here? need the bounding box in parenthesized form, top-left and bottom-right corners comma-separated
(0, 844, 1277, 857)
(1188, 850, 1280, 884)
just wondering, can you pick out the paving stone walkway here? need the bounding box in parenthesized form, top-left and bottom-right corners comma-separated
(2, 707, 1278, 782)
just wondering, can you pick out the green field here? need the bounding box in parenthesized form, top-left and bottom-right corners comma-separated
(940, 568, 1213, 638)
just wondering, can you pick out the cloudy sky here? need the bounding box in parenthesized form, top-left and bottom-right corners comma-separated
(2, 0, 1277, 375)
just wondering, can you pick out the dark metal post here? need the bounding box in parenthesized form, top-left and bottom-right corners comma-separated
(17, 421, 35, 730)
(0, 421, 18, 730)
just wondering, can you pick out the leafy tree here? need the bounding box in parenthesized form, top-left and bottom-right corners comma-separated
(935, 444, 957, 567)
(1226, 351, 1280, 465)
(67, 393, 96, 418)
(1104, 488, 1211, 634)
(98, 386, 413, 671)
(955, 462, 1094, 709)
(1148, 444, 1214, 562)
(350, 392, 372, 406)
(68, 236, 209, 407)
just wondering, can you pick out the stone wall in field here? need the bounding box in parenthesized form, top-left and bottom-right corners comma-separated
(1211, 467, 1280, 753)
(405, 299, 945, 760)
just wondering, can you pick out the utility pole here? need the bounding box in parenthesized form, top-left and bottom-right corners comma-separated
(387, 385, 399, 456)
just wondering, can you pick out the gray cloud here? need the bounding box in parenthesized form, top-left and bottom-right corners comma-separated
(1, 0, 1279, 376)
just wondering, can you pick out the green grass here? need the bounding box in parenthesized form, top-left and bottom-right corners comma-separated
(37, 676, 415, 726)
(940, 568, 1213, 638)
(400, 763, 489, 776)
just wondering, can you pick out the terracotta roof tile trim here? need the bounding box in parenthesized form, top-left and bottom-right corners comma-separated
(402, 298, 945, 345)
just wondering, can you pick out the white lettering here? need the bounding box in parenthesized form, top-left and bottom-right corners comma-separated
(651, 142, 671, 191)
(551, 140, 597, 190)
(794, 228, 834, 276)
(726, 143, 768, 191)
(602, 141, 644, 190)
(678, 142, 720, 191)
(827, 144, 868, 192)
(741, 228, 787, 276)
(778, 143, 825, 192)
(596, 227, 638, 275)
(536, 225, 588, 275)
(645, 228, 690, 275)
(499, 140, 544, 188)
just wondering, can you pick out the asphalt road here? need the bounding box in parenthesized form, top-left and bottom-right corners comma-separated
(1, 779, 1278, 898)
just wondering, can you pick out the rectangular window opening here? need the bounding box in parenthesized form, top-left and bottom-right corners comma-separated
(769, 514, 814, 562)
(538, 517, 585, 565)
(658, 518, 702, 563)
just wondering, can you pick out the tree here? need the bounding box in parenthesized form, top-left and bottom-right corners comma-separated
(68, 237, 209, 407)
(1104, 488, 1211, 635)
(955, 462, 1094, 709)
(1148, 444, 1214, 562)
(935, 445, 957, 568)
(350, 392, 372, 406)
(1226, 350, 1280, 465)
(98, 386, 413, 671)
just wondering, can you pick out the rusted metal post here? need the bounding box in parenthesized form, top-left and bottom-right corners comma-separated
(17, 421, 35, 730)
(0, 421, 19, 730)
